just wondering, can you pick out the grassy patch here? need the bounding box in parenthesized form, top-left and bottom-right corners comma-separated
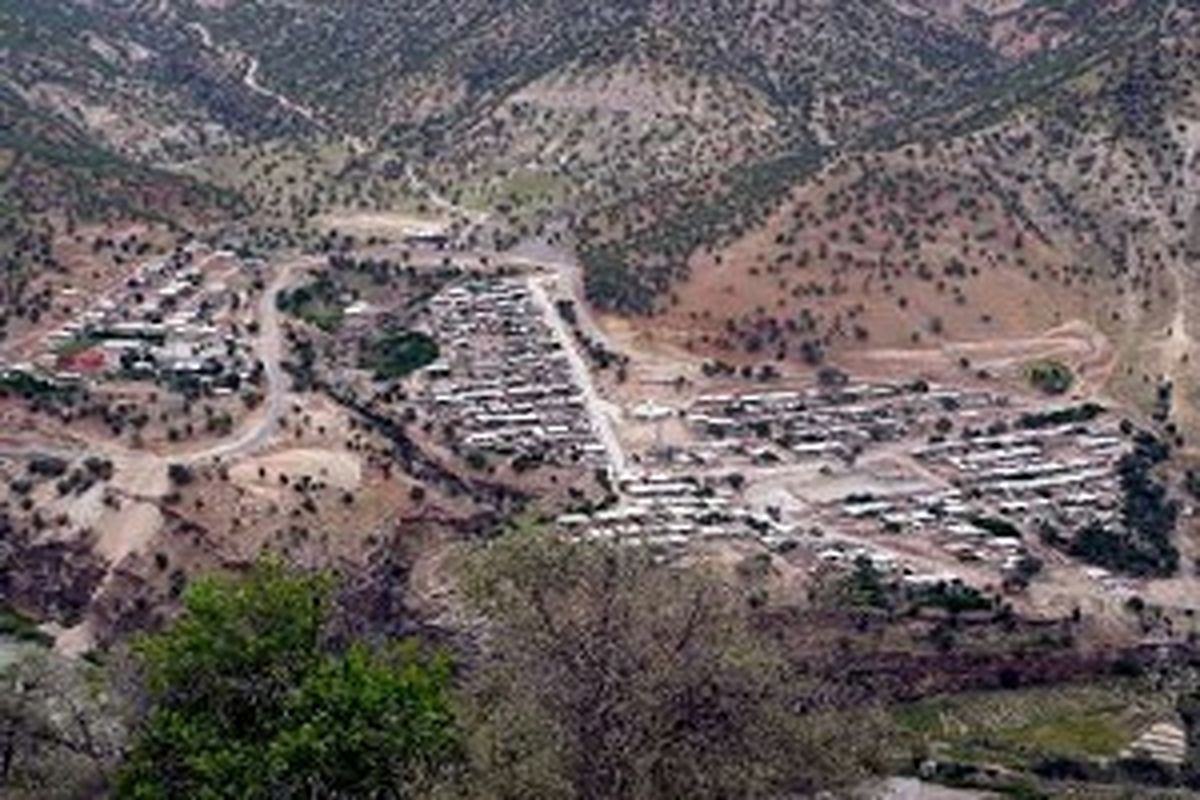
(457, 169, 573, 218)
(54, 334, 102, 358)
(297, 302, 344, 332)
(0, 606, 53, 647)
(277, 278, 345, 333)
(360, 329, 439, 380)
(993, 713, 1129, 759)
(0, 370, 73, 400)
(893, 682, 1163, 771)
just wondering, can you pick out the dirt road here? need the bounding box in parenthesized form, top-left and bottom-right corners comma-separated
(528, 275, 628, 476)
(183, 255, 314, 464)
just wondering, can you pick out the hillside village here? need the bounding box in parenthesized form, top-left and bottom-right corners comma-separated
(4, 0, 1200, 797)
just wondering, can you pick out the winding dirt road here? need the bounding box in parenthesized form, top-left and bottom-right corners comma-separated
(181, 255, 314, 464)
(0, 254, 312, 468)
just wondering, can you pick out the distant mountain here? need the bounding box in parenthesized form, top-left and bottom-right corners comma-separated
(570, 0, 1194, 312)
(4, 0, 1196, 343)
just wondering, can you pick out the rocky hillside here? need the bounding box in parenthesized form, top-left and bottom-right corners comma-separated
(599, 0, 1200, 430)
(5, 0, 1197, 362)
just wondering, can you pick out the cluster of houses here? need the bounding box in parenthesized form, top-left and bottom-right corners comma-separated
(681, 381, 1009, 466)
(551, 371, 1140, 594)
(913, 422, 1126, 531)
(806, 409, 1130, 580)
(38, 249, 260, 394)
(557, 473, 774, 551)
(810, 539, 966, 589)
(421, 279, 609, 467)
(814, 488, 1038, 579)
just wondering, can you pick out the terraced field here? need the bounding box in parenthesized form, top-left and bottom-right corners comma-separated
(894, 680, 1177, 769)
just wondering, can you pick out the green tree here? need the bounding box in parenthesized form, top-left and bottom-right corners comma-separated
(117, 561, 458, 799)
(1027, 359, 1074, 396)
(455, 530, 886, 800)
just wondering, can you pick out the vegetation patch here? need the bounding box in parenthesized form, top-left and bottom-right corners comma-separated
(893, 681, 1160, 772)
(1067, 432, 1180, 577)
(53, 334, 103, 359)
(360, 329, 439, 381)
(1027, 359, 1074, 395)
(1018, 402, 1105, 430)
(908, 582, 995, 615)
(277, 276, 345, 333)
(118, 562, 458, 798)
(0, 605, 53, 647)
(968, 515, 1022, 539)
(0, 370, 76, 401)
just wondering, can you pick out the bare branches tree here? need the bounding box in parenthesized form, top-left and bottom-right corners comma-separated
(0, 651, 127, 799)
(454, 530, 888, 800)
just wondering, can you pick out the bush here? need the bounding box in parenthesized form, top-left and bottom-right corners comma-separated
(968, 515, 1022, 539)
(166, 463, 194, 486)
(1018, 403, 1105, 429)
(1027, 359, 1074, 395)
(27, 455, 69, 478)
(361, 330, 439, 381)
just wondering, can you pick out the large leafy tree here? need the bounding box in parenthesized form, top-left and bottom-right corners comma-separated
(117, 561, 459, 799)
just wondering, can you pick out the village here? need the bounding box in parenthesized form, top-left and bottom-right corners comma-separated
(0, 244, 1170, 610)
(320, 259, 1159, 604)
(3, 245, 265, 401)
(416, 277, 615, 471)
(540, 364, 1146, 599)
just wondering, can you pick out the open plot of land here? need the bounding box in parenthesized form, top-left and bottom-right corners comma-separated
(316, 210, 451, 240)
(229, 448, 362, 493)
(893, 680, 1176, 770)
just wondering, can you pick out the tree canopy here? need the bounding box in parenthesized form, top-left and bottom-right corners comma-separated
(455, 529, 885, 800)
(117, 561, 459, 799)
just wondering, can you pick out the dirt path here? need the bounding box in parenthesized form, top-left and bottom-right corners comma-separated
(242, 55, 324, 130)
(185, 17, 341, 141)
(1111, 112, 1200, 440)
(849, 318, 1115, 393)
(185, 20, 213, 49)
(404, 164, 491, 227)
(182, 255, 315, 464)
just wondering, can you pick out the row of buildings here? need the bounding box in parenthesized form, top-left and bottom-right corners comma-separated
(420, 279, 609, 467)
